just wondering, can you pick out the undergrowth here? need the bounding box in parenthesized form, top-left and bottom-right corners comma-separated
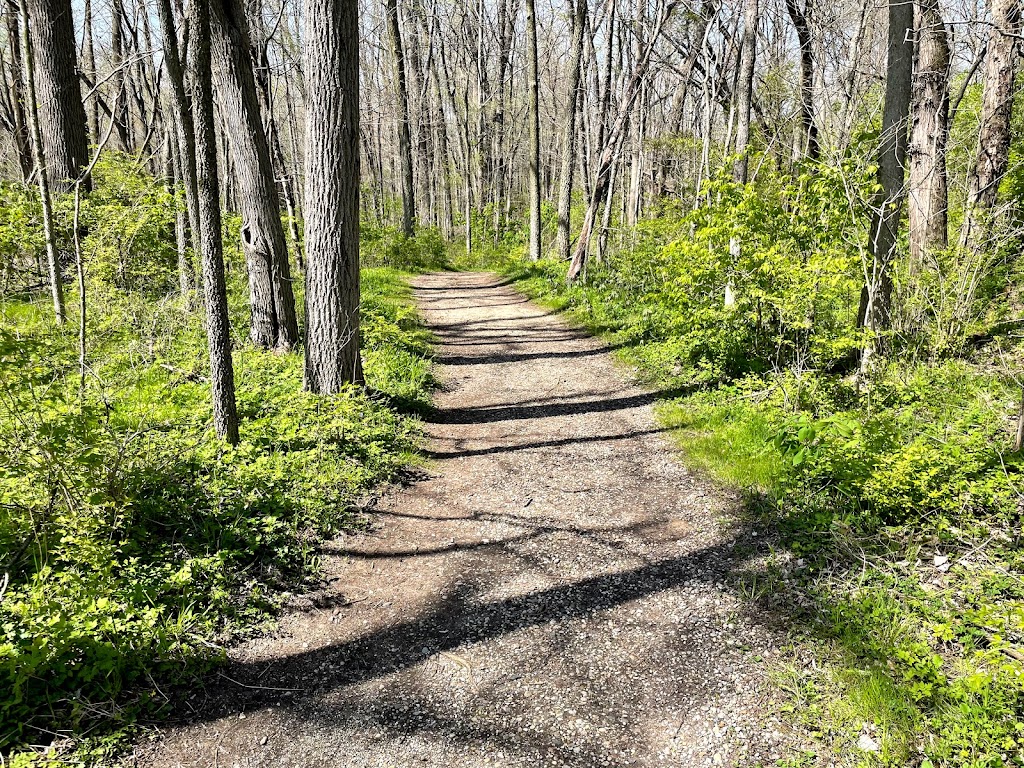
(470, 167, 1024, 766)
(0, 158, 435, 763)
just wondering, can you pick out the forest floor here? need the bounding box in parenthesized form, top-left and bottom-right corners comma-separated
(132, 272, 812, 768)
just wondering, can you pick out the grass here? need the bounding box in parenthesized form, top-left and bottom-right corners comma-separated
(472, 248, 1024, 768)
(0, 262, 436, 765)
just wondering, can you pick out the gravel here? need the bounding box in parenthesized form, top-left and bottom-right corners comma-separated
(132, 272, 807, 768)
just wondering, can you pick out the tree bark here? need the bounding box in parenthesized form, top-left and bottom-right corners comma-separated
(525, 0, 543, 261)
(109, 0, 134, 152)
(2, 4, 33, 181)
(907, 0, 950, 268)
(733, 0, 759, 183)
(19, 0, 64, 323)
(210, 0, 299, 352)
(189, 0, 240, 444)
(23, 0, 90, 193)
(303, 0, 364, 392)
(961, 0, 1021, 250)
(567, 0, 679, 282)
(385, 0, 417, 237)
(858, 0, 913, 365)
(784, 0, 818, 162)
(82, 0, 99, 145)
(555, 0, 587, 261)
(155, 0, 202, 279)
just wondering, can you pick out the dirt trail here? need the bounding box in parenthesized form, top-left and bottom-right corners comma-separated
(137, 272, 801, 768)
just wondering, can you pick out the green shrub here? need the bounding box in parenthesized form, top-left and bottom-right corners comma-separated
(0, 262, 430, 756)
(361, 225, 451, 271)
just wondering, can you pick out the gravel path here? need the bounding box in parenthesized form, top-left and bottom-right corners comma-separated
(136, 272, 802, 768)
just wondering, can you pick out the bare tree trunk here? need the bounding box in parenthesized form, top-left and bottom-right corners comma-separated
(961, 0, 1021, 249)
(567, 0, 679, 282)
(785, 0, 818, 162)
(19, 0, 64, 323)
(525, 0, 542, 261)
(248, 7, 304, 272)
(109, 0, 134, 153)
(555, 0, 587, 261)
(24, 0, 90, 193)
(386, 0, 417, 237)
(733, 0, 759, 183)
(303, 0, 364, 392)
(189, 0, 240, 444)
(155, 0, 202, 273)
(82, 0, 99, 145)
(840, 0, 870, 146)
(211, 0, 299, 352)
(168, 108, 194, 299)
(2, 5, 33, 181)
(858, 0, 914, 367)
(907, 0, 950, 268)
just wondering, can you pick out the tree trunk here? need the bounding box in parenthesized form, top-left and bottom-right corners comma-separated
(168, 108, 194, 299)
(247, 9, 305, 271)
(82, 0, 99, 145)
(555, 0, 587, 261)
(733, 0, 759, 183)
(385, 0, 417, 237)
(525, 0, 543, 261)
(211, 0, 299, 352)
(109, 0, 134, 153)
(189, 0, 240, 444)
(907, 0, 950, 268)
(858, 0, 914, 366)
(785, 0, 818, 162)
(567, 0, 679, 282)
(24, 0, 90, 193)
(19, 0, 64, 323)
(2, 5, 33, 181)
(961, 0, 1021, 249)
(155, 0, 202, 276)
(303, 0, 364, 392)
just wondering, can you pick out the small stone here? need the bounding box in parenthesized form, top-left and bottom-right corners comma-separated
(857, 733, 880, 752)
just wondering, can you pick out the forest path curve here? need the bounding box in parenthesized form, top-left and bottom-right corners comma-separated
(137, 272, 800, 768)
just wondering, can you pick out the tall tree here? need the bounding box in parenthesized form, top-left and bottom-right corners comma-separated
(385, 0, 417, 237)
(567, 0, 679, 282)
(211, 0, 299, 352)
(858, 0, 914, 365)
(907, 0, 950, 268)
(82, 0, 99, 144)
(961, 0, 1021, 250)
(785, 0, 818, 162)
(188, 0, 240, 444)
(304, 0, 364, 392)
(19, 0, 63, 323)
(525, 0, 542, 261)
(1, 3, 32, 181)
(155, 0, 201, 273)
(555, 0, 587, 261)
(23, 0, 90, 193)
(733, 0, 759, 183)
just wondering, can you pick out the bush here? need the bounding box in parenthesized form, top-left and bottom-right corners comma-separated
(361, 225, 451, 271)
(0, 264, 430, 756)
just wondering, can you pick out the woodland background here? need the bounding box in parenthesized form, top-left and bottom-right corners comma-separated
(1, 0, 1023, 764)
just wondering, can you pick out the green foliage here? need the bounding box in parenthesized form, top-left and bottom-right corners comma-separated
(487, 164, 867, 386)
(0, 183, 45, 288)
(361, 225, 452, 271)
(62, 154, 181, 295)
(661, 365, 1024, 765)
(0, 170, 432, 761)
(483, 160, 1024, 765)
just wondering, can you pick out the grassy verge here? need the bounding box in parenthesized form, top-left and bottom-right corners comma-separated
(0, 265, 434, 765)
(481, 254, 1024, 768)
